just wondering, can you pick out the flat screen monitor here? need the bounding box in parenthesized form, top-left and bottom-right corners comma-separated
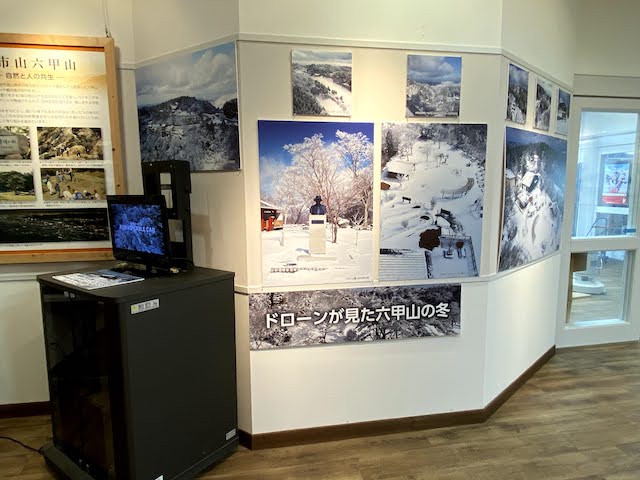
(106, 195, 172, 269)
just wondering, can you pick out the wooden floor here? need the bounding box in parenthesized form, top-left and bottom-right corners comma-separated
(1, 342, 639, 480)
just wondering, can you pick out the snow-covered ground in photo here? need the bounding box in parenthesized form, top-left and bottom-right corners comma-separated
(500, 184, 561, 269)
(262, 225, 372, 286)
(313, 75, 351, 115)
(507, 92, 526, 123)
(556, 118, 568, 135)
(380, 139, 483, 280)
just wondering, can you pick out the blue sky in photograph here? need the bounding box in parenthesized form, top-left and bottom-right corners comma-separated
(259, 120, 374, 196)
(407, 55, 462, 85)
(508, 64, 529, 89)
(136, 42, 237, 107)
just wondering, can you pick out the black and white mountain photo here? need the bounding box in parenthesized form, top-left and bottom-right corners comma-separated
(507, 63, 528, 124)
(499, 127, 567, 272)
(291, 50, 352, 116)
(380, 123, 487, 280)
(556, 89, 571, 135)
(406, 55, 462, 117)
(136, 42, 240, 171)
(534, 78, 553, 131)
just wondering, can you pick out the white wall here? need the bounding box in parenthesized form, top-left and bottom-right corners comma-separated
(133, 0, 239, 63)
(501, 0, 577, 87)
(575, 0, 640, 78)
(239, 0, 503, 51)
(483, 255, 560, 404)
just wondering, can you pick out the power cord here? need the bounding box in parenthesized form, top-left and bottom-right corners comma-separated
(0, 436, 45, 454)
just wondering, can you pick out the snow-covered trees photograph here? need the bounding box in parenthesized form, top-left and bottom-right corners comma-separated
(534, 78, 552, 131)
(380, 123, 487, 280)
(249, 284, 461, 350)
(291, 50, 352, 116)
(499, 127, 567, 272)
(507, 63, 528, 124)
(136, 42, 240, 171)
(556, 89, 571, 135)
(259, 120, 373, 287)
(406, 55, 462, 117)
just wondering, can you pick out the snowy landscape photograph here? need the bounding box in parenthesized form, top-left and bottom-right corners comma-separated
(406, 55, 462, 117)
(556, 89, 571, 135)
(136, 42, 240, 171)
(249, 284, 461, 350)
(507, 64, 528, 124)
(534, 78, 553, 131)
(499, 127, 567, 272)
(380, 123, 487, 280)
(291, 50, 352, 116)
(259, 120, 374, 287)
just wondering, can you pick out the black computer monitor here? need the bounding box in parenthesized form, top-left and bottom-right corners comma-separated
(106, 195, 172, 270)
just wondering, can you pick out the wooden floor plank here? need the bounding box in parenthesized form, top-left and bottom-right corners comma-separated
(0, 342, 638, 479)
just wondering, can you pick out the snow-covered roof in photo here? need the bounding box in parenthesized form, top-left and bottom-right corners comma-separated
(261, 199, 282, 210)
(505, 169, 516, 179)
(522, 171, 539, 188)
(386, 159, 414, 175)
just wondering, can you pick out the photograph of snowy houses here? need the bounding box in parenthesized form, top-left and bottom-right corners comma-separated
(406, 55, 462, 117)
(507, 63, 528, 124)
(380, 123, 487, 280)
(499, 127, 567, 272)
(556, 89, 571, 135)
(291, 50, 352, 116)
(136, 42, 240, 171)
(249, 284, 461, 350)
(259, 120, 374, 287)
(534, 78, 553, 131)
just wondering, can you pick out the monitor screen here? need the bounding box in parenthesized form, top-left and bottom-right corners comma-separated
(107, 195, 171, 266)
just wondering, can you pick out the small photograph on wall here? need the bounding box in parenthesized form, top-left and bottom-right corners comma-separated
(406, 55, 461, 117)
(249, 284, 461, 350)
(0, 209, 109, 244)
(259, 120, 373, 287)
(499, 127, 567, 272)
(39, 168, 106, 202)
(534, 78, 552, 131)
(37, 127, 103, 160)
(0, 165, 35, 203)
(380, 123, 487, 280)
(291, 50, 352, 116)
(136, 42, 240, 171)
(0, 126, 31, 159)
(506, 64, 528, 124)
(556, 89, 571, 135)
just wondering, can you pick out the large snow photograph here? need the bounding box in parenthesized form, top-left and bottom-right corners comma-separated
(507, 63, 528, 124)
(406, 55, 462, 118)
(499, 127, 567, 272)
(249, 284, 461, 350)
(556, 89, 571, 135)
(259, 120, 374, 287)
(380, 123, 487, 280)
(136, 42, 240, 171)
(534, 78, 552, 131)
(291, 50, 352, 116)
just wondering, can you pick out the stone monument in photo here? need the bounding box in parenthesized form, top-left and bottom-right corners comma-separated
(308, 195, 327, 255)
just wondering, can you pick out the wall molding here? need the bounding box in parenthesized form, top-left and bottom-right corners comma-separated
(0, 401, 50, 419)
(239, 346, 556, 450)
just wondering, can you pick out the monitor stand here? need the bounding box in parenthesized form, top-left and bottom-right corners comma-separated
(111, 262, 178, 278)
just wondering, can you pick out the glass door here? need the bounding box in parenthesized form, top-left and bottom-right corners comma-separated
(557, 97, 640, 347)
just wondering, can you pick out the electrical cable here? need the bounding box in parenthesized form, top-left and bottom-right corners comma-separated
(0, 435, 45, 454)
(101, 0, 112, 38)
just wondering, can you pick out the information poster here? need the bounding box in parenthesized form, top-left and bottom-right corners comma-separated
(600, 154, 631, 207)
(0, 42, 117, 255)
(249, 284, 461, 350)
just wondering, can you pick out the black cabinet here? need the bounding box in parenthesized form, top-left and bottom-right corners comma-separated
(37, 266, 238, 480)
